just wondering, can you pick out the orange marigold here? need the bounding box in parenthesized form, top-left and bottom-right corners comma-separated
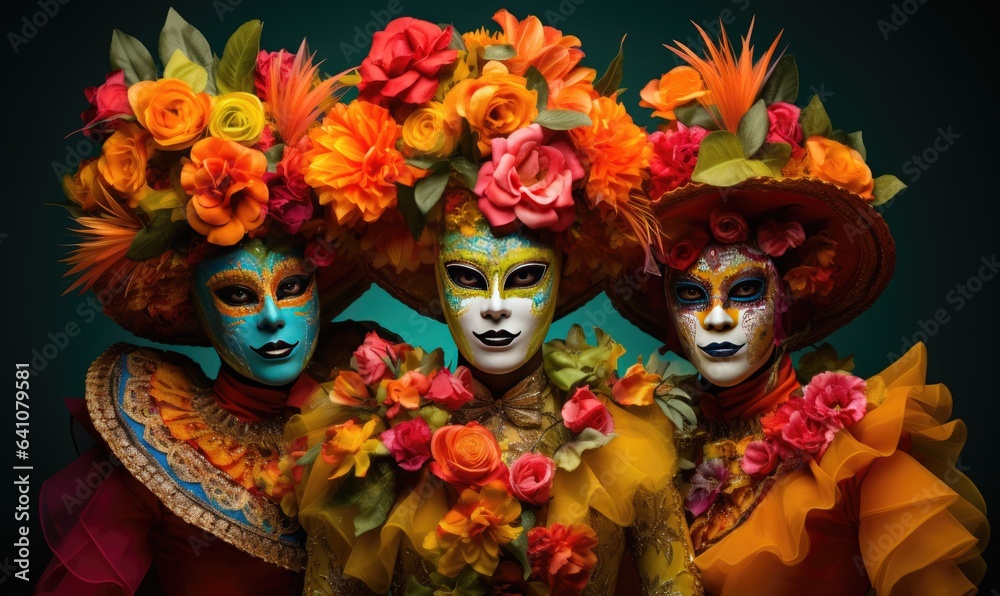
(570, 96, 650, 208)
(304, 100, 414, 227)
(492, 9, 584, 84)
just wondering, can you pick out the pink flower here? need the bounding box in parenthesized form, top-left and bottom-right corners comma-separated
(425, 366, 475, 410)
(741, 440, 779, 475)
(277, 144, 310, 197)
(761, 399, 797, 440)
(646, 123, 709, 199)
(756, 220, 806, 257)
(264, 180, 314, 234)
(257, 126, 277, 152)
(381, 417, 433, 471)
(358, 17, 458, 107)
(255, 50, 296, 99)
(685, 458, 729, 517)
(802, 372, 867, 427)
(709, 207, 749, 243)
(475, 124, 585, 232)
(765, 102, 804, 157)
(81, 70, 133, 131)
(509, 453, 556, 505)
(664, 226, 709, 271)
(353, 331, 397, 384)
(561, 386, 614, 435)
(305, 237, 337, 268)
(781, 408, 837, 456)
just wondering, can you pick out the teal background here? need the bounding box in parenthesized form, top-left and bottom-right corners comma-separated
(2, 0, 996, 590)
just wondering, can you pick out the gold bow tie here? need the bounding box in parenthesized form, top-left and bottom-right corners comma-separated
(453, 368, 551, 429)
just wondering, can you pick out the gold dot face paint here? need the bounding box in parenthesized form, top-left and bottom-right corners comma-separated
(666, 242, 779, 387)
(435, 213, 559, 375)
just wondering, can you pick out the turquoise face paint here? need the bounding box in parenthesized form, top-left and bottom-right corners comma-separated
(192, 241, 319, 386)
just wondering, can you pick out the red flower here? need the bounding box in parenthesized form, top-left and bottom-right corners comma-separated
(781, 408, 837, 456)
(263, 176, 314, 234)
(527, 523, 599, 595)
(381, 417, 433, 471)
(508, 453, 556, 506)
(756, 220, 805, 257)
(277, 143, 310, 197)
(425, 366, 475, 410)
(560, 387, 614, 435)
(352, 331, 397, 385)
(305, 237, 337, 268)
(709, 207, 749, 243)
(765, 102, 804, 157)
(802, 372, 867, 427)
(741, 440, 779, 476)
(358, 17, 458, 108)
(81, 70, 132, 130)
(664, 226, 709, 271)
(646, 123, 709, 199)
(254, 50, 296, 99)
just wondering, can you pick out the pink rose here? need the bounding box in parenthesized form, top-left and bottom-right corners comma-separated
(509, 453, 556, 506)
(647, 123, 709, 200)
(353, 331, 397, 384)
(781, 408, 837, 456)
(255, 50, 296, 99)
(425, 366, 475, 410)
(561, 387, 614, 435)
(475, 124, 585, 232)
(81, 70, 133, 131)
(802, 372, 867, 427)
(381, 417, 433, 471)
(741, 440, 779, 476)
(358, 17, 457, 107)
(709, 207, 749, 243)
(765, 102, 804, 156)
(756, 220, 805, 257)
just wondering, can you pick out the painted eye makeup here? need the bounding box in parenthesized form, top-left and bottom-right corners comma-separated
(276, 274, 312, 300)
(446, 263, 489, 290)
(504, 263, 547, 290)
(673, 282, 708, 304)
(728, 277, 766, 302)
(215, 285, 259, 306)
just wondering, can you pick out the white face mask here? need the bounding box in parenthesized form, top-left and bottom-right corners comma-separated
(435, 215, 559, 376)
(666, 242, 779, 387)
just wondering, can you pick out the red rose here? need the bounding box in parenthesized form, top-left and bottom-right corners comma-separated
(352, 331, 397, 384)
(430, 422, 509, 491)
(381, 417, 433, 471)
(358, 17, 458, 108)
(765, 102, 804, 157)
(560, 387, 614, 435)
(254, 50, 296, 99)
(709, 207, 749, 243)
(425, 366, 475, 410)
(81, 70, 133, 131)
(508, 453, 556, 506)
(664, 226, 709, 271)
(528, 523, 599, 595)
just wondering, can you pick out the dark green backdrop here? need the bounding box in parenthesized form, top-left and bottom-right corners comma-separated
(2, 0, 995, 591)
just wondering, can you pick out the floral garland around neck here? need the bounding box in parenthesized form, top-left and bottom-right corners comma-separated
(682, 370, 868, 553)
(287, 329, 623, 595)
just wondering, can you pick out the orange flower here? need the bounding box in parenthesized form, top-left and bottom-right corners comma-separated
(639, 66, 709, 121)
(570, 95, 650, 208)
(527, 523, 599, 594)
(321, 417, 382, 479)
(423, 480, 523, 577)
(492, 9, 584, 84)
(547, 67, 598, 113)
(430, 422, 507, 491)
(361, 219, 435, 274)
(401, 101, 462, 159)
(443, 61, 538, 156)
(612, 359, 662, 407)
(128, 78, 213, 149)
(329, 370, 373, 407)
(462, 26, 506, 55)
(98, 122, 153, 207)
(181, 137, 269, 246)
(804, 136, 874, 199)
(383, 370, 431, 419)
(304, 100, 414, 226)
(62, 158, 119, 213)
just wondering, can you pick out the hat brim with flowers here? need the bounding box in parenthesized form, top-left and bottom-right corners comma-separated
(606, 21, 903, 353)
(298, 9, 661, 322)
(60, 10, 376, 345)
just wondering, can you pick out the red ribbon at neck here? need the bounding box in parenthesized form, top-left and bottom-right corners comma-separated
(212, 367, 317, 422)
(698, 354, 800, 423)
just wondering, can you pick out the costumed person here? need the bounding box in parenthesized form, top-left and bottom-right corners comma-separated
(37, 11, 379, 594)
(284, 10, 702, 594)
(606, 20, 990, 595)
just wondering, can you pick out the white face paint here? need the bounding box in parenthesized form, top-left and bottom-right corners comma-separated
(666, 242, 779, 387)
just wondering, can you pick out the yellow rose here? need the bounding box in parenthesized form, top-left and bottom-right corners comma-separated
(62, 158, 118, 212)
(402, 101, 461, 159)
(804, 136, 874, 199)
(208, 92, 266, 145)
(128, 78, 214, 150)
(443, 61, 538, 155)
(98, 122, 152, 207)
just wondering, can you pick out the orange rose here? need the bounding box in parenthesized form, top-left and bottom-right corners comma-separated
(612, 360, 662, 407)
(570, 95, 650, 208)
(383, 370, 431, 419)
(62, 158, 119, 212)
(639, 66, 708, 120)
(181, 137, 268, 246)
(430, 422, 508, 491)
(98, 122, 153, 207)
(804, 136, 874, 199)
(128, 78, 214, 150)
(443, 61, 538, 155)
(547, 67, 598, 113)
(492, 9, 583, 84)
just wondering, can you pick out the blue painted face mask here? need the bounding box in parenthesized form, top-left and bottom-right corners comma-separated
(192, 241, 319, 386)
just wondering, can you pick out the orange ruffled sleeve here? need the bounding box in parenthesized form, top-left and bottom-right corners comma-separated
(694, 342, 989, 595)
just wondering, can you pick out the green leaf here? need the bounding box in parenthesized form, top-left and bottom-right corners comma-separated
(760, 54, 799, 105)
(757, 142, 792, 177)
(450, 156, 480, 190)
(110, 30, 157, 85)
(395, 183, 426, 239)
(445, 24, 466, 52)
(690, 131, 773, 186)
(525, 66, 548, 112)
(295, 442, 322, 466)
(482, 44, 516, 60)
(330, 460, 396, 537)
(125, 210, 186, 261)
(264, 143, 286, 173)
(533, 109, 592, 131)
(414, 169, 451, 215)
(163, 49, 208, 93)
(503, 509, 536, 580)
(137, 188, 184, 214)
(159, 8, 216, 94)
(674, 101, 719, 130)
(871, 174, 907, 206)
(847, 131, 867, 161)
(800, 95, 833, 139)
(52, 203, 87, 220)
(594, 35, 626, 97)
(216, 19, 262, 95)
(553, 428, 615, 472)
(737, 100, 768, 158)
(404, 155, 447, 170)
(458, 120, 482, 163)
(403, 578, 435, 596)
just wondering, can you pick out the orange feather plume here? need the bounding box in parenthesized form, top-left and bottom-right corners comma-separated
(62, 199, 143, 295)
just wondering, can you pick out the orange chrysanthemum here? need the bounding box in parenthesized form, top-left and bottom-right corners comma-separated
(570, 96, 650, 208)
(492, 9, 584, 84)
(181, 137, 269, 246)
(304, 100, 415, 227)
